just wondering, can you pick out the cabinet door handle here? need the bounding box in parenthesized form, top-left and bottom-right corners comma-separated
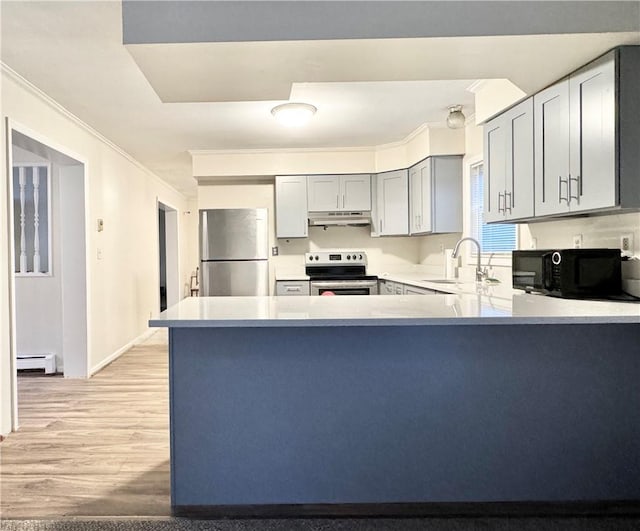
(558, 176, 569, 204)
(336, 195, 339, 209)
(342, 195, 345, 208)
(285, 286, 301, 292)
(504, 191, 512, 214)
(380, 219, 383, 233)
(569, 174, 580, 204)
(498, 192, 505, 213)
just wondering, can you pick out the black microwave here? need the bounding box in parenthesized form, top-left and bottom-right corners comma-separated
(512, 249, 622, 298)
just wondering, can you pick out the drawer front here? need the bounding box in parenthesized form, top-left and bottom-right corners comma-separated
(276, 281, 310, 296)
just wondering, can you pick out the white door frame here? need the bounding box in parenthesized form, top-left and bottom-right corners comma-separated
(5, 118, 91, 431)
(157, 199, 180, 310)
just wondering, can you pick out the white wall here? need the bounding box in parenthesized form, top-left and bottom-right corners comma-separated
(1, 54, 14, 436)
(278, 226, 420, 274)
(1, 67, 190, 431)
(471, 79, 527, 124)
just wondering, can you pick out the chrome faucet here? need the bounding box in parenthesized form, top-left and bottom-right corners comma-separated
(452, 237, 486, 283)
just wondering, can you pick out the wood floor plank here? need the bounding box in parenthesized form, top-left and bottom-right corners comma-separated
(0, 331, 171, 518)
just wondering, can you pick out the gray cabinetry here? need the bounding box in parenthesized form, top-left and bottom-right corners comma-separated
(403, 284, 436, 295)
(534, 79, 570, 217)
(379, 279, 395, 295)
(567, 53, 616, 212)
(485, 98, 534, 222)
(485, 46, 640, 222)
(409, 159, 432, 234)
(410, 156, 463, 234)
(376, 169, 409, 236)
(307, 174, 371, 212)
(534, 47, 640, 217)
(275, 176, 308, 238)
(276, 280, 310, 296)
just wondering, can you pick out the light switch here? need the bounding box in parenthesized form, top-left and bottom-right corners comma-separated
(97, 218, 104, 232)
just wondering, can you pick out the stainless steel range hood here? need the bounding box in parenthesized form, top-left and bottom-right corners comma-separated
(308, 211, 372, 227)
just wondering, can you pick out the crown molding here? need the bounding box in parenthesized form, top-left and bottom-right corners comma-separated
(190, 121, 435, 159)
(1, 62, 185, 200)
(189, 145, 374, 156)
(466, 79, 489, 93)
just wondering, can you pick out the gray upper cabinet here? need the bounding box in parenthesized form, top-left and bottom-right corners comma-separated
(484, 46, 640, 222)
(485, 98, 534, 222)
(568, 53, 616, 212)
(376, 169, 409, 236)
(533, 79, 571, 217)
(534, 47, 640, 218)
(275, 175, 308, 238)
(410, 156, 463, 234)
(307, 174, 371, 212)
(409, 159, 432, 234)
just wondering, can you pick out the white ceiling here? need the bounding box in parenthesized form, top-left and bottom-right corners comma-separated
(1, 1, 639, 198)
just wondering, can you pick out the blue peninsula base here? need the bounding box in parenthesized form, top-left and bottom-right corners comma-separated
(167, 323, 640, 516)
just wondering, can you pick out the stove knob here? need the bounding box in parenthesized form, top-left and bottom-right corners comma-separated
(346, 255, 351, 260)
(315, 255, 319, 261)
(308, 256, 313, 261)
(352, 254, 357, 260)
(358, 254, 363, 260)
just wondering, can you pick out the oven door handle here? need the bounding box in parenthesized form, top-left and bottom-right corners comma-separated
(311, 280, 378, 289)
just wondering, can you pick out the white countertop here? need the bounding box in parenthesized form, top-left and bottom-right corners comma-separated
(150, 293, 640, 328)
(376, 271, 518, 300)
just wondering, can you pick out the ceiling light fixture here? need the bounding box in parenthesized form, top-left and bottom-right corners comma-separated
(446, 105, 466, 129)
(271, 102, 317, 127)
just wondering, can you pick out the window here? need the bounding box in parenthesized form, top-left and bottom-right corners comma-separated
(13, 164, 51, 275)
(469, 162, 516, 253)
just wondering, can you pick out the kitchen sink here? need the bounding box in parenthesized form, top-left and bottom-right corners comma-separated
(422, 279, 458, 284)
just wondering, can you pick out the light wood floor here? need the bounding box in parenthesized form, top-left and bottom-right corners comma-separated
(0, 331, 171, 518)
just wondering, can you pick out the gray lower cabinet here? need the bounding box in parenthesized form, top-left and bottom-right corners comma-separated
(276, 280, 310, 296)
(379, 279, 396, 295)
(380, 279, 439, 295)
(484, 98, 534, 222)
(275, 176, 308, 238)
(409, 156, 463, 234)
(403, 284, 436, 295)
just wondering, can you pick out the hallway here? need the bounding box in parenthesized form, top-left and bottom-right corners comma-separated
(0, 331, 170, 518)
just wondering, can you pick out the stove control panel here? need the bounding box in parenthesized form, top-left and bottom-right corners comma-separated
(305, 251, 367, 266)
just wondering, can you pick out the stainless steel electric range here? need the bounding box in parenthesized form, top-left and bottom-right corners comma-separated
(305, 251, 378, 295)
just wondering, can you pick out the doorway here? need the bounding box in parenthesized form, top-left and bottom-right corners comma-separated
(8, 125, 89, 429)
(158, 201, 179, 312)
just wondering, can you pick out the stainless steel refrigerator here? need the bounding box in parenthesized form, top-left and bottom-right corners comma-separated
(199, 208, 269, 296)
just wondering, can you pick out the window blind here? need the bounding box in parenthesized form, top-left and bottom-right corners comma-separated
(470, 163, 516, 253)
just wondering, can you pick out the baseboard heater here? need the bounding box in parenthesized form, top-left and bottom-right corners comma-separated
(17, 353, 57, 374)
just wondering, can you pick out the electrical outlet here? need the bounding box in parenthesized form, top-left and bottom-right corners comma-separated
(621, 234, 634, 257)
(572, 234, 583, 249)
(271, 246, 279, 256)
(530, 237, 538, 250)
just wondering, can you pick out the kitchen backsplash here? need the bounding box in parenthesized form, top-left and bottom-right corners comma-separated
(274, 225, 420, 272)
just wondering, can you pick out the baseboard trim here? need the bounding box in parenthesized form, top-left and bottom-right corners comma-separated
(90, 328, 156, 376)
(172, 501, 640, 519)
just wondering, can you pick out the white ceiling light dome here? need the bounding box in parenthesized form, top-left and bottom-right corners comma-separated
(446, 105, 466, 129)
(271, 102, 317, 127)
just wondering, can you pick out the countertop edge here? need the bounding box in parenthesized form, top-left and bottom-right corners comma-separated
(149, 316, 640, 328)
